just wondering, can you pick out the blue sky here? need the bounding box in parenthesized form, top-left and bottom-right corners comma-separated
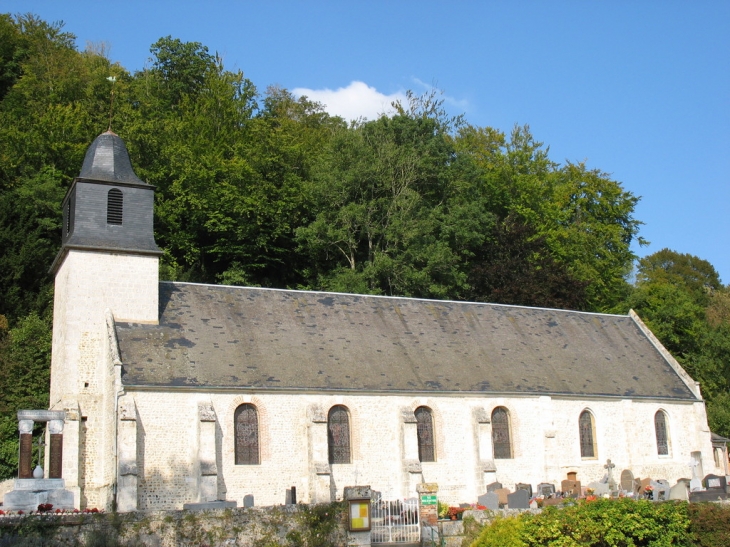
(4, 1, 729, 283)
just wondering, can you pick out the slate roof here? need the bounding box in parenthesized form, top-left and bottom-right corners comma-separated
(78, 131, 147, 185)
(115, 282, 698, 400)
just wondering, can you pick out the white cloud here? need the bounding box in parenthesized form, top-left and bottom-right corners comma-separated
(292, 81, 407, 122)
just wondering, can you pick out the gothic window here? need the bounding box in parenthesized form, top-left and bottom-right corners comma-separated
(107, 188, 123, 225)
(415, 406, 435, 462)
(492, 406, 513, 459)
(654, 410, 669, 456)
(234, 404, 259, 465)
(328, 405, 351, 464)
(579, 410, 597, 458)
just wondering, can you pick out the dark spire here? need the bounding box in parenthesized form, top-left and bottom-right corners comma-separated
(78, 131, 147, 185)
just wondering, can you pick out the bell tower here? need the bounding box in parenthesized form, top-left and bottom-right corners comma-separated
(49, 131, 161, 509)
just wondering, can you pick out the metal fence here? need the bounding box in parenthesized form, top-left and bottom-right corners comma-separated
(370, 497, 420, 544)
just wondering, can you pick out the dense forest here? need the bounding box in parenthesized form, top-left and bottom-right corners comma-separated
(0, 14, 728, 479)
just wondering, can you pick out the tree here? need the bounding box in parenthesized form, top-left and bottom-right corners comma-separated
(466, 217, 590, 309)
(0, 313, 52, 479)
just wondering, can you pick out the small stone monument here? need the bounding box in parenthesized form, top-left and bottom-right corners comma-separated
(486, 481, 502, 492)
(507, 489, 530, 509)
(3, 410, 74, 511)
(537, 483, 555, 497)
(620, 470, 634, 494)
(515, 482, 533, 498)
(494, 487, 510, 506)
(604, 459, 617, 493)
(478, 491, 499, 511)
(669, 480, 689, 501)
(689, 458, 703, 492)
(561, 471, 581, 497)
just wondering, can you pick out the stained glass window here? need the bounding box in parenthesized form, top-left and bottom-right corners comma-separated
(235, 404, 259, 465)
(415, 406, 435, 462)
(655, 411, 669, 455)
(579, 410, 596, 458)
(492, 407, 512, 459)
(328, 406, 351, 464)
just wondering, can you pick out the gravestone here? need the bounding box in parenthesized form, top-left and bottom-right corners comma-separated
(604, 459, 617, 492)
(486, 481, 503, 492)
(586, 481, 610, 497)
(478, 491, 499, 511)
(702, 474, 727, 492)
(537, 483, 555, 497)
(515, 483, 533, 498)
(495, 488, 510, 506)
(690, 474, 729, 502)
(507, 489, 530, 509)
(620, 470, 634, 493)
(688, 458, 703, 492)
(243, 494, 254, 507)
(561, 474, 581, 497)
(669, 481, 689, 501)
(650, 480, 670, 501)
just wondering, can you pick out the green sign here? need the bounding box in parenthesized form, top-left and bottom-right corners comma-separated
(421, 494, 437, 505)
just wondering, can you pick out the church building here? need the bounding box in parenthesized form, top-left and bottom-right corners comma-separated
(47, 131, 722, 511)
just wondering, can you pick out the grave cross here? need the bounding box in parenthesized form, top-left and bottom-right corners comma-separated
(604, 459, 616, 490)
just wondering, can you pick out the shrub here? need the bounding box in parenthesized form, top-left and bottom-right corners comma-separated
(520, 499, 690, 547)
(469, 515, 525, 547)
(687, 502, 730, 547)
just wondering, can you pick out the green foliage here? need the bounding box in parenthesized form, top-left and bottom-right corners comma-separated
(285, 502, 348, 547)
(687, 502, 730, 547)
(0, 313, 52, 479)
(521, 499, 690, 547)
(469, 515, 525, 547)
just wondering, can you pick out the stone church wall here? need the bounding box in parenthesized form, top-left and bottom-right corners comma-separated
(121, 389, 714, 510)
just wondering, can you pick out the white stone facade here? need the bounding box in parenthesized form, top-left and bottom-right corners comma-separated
(50, 249, 159, 509)
(110, 389, 717, 510)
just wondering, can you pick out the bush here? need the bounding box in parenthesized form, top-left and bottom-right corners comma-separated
(469, 515, 525, 547)
(687, 502, 730, 547)
(522, 499, 690, 547)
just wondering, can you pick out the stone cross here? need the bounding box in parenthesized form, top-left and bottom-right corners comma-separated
(604, 459, 617, 490)
(688, 458, 700, 480)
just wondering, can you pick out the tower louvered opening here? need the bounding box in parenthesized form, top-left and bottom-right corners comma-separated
(107, 188, 123, 225)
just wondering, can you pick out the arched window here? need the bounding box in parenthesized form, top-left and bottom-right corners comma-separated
(107, 188, 123, 225)
(415, 406, 435, 462)
(492, 407, 513, 459)
(234, 404, 259, 465)
(328, 405, 351, 464)
(579, 410, 597, 458)
(654, 410, 669, 456)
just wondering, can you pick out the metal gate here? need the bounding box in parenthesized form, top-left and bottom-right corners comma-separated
(370, 497, 420, 544)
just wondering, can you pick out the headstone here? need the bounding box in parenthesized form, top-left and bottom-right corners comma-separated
(633, 478, 642, 496)
(689, 458, 703, 492)
(243, 494, 254, 507)
(561, 477, 581, 497)
(507, 489, 530, 509)
(669, 481, 689, 501)
(478, 491, 499, 511)
(689, 474, 729, 502)
(537, 483, 555, 497)
(486, 481, 503, 492)
(515, 483, 533, 498)
(650, 480, 670, 501)
(586, 481, 610, 497)
(529, 499, 538, 509)
(495, 488, 510, 506)
(620, 470, 634, 493)
(604, 459, 617, 491)
(702, 474, 727, 492)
